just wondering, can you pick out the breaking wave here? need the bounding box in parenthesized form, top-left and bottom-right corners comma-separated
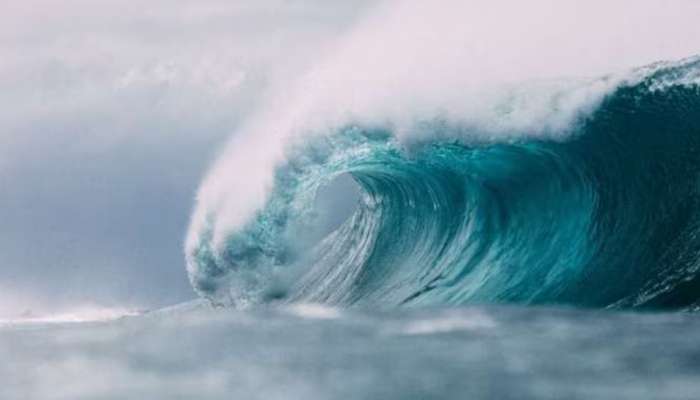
(186, 57, 700, 310)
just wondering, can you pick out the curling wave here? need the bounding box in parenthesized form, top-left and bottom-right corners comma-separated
(186, 57, 700, 310)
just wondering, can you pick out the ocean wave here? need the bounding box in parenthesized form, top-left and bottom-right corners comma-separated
(186, 57, 700, 309)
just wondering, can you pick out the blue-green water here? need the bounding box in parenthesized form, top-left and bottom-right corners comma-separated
(188, 57, 700, 311)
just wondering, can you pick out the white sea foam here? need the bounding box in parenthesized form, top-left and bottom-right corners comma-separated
(396, 313, 498, 335)
(0, 306, 140, 325)
(285, 303, 342, 320)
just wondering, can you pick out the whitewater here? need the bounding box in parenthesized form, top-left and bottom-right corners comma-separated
(4, 1, 700, 399)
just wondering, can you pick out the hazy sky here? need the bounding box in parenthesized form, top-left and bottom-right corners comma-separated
(0, 0, 374, 317)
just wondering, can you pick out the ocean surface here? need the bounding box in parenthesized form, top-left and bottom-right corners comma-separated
(2, 303, 700, 399)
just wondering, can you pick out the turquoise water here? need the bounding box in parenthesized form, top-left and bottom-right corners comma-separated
(188, 57, 700, 310)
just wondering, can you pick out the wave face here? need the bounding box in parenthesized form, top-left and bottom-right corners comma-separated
(186, 58, 700, 310)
